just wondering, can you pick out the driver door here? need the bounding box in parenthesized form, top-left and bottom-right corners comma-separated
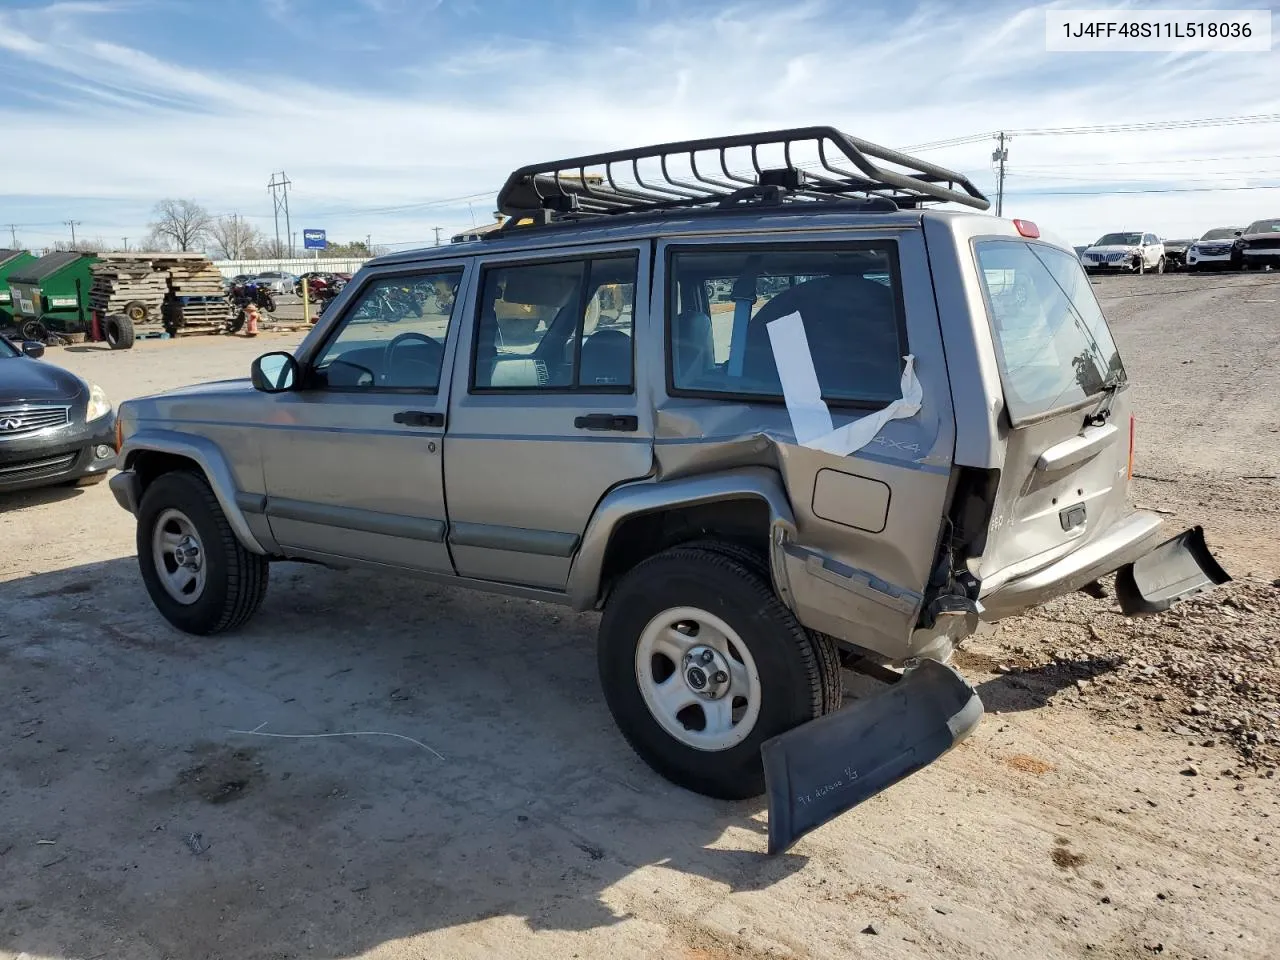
(260, 263, 467, 573)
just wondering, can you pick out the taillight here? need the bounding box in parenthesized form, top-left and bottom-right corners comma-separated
(1013, 219, 1040, 239)
(1127, 415, 1135, 480)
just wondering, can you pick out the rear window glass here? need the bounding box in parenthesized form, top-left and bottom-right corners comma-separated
(667, 244, 905, 406)
(975, 240, 1125, 422)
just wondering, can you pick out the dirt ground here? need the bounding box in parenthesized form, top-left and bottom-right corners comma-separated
(2, 272, 1277, 960)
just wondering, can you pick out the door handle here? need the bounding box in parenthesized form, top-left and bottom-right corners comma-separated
(394, 410, 444, 428)
(574, 413, 639, 432)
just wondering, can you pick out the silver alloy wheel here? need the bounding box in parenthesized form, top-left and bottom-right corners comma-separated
(634, 605, 762, 751)
(151, 507, 207, 605)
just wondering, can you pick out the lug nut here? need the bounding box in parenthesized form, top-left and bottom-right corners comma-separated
(700, 650, 714, 664)
(712, 671, 728, 684)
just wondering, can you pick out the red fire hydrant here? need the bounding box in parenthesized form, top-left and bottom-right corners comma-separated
(244, 303, 260, 337)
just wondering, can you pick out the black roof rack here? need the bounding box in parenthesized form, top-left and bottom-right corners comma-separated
(495, 126, 990, 230)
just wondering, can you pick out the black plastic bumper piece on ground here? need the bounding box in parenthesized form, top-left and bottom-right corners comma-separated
(761, 658, 983, 855)
(1113, 525, 1231, 615)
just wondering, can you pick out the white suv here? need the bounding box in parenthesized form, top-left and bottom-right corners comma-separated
(1081, 232, 1166, 274)
(1185, 226, 1244, 271)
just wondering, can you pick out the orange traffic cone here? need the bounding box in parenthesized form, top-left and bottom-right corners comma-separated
(245, 303, 259, 337)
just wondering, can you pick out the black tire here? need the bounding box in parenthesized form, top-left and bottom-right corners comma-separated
(598, 546, 840, 800)
(262, 293, 277, 314)
(677, 537, 843, 716)
(1156, 257, 1166, 274)
(136, 470, 269, 635)
(105, 314, 135, 350)
(123, 300, 148, 324)
(226, 310, 246, 334)
(20, 319, 46, 341)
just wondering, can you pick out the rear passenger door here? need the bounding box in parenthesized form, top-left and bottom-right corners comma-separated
(443, 244, 654, 590)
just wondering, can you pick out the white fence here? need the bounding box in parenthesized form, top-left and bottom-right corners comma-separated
(212, 257, 371, 278)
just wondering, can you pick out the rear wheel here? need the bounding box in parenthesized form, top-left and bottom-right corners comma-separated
(104, 314, 135, 350)
(137, 471, 269, 635)
(1156, 256, 1166, 274)
(598, 546, 840, 800)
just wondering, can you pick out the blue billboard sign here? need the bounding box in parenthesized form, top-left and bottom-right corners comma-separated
(303, 229, 327, 250)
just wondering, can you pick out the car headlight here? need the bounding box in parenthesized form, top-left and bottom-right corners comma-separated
(86, 381, 112, 421)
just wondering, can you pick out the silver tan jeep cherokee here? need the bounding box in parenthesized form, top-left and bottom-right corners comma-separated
(110, 128, 1228, 852)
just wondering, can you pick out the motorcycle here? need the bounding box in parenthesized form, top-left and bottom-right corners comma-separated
(229, 280, 276, 315)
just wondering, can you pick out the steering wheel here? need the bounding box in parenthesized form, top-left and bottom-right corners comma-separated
(383, 331, 439, 384)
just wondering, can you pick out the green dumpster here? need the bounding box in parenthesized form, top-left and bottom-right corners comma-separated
(7, 251, 99, 342)
(0, 249, 36, 327)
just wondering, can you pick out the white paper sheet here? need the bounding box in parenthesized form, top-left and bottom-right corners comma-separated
(765, 310, 922, 456)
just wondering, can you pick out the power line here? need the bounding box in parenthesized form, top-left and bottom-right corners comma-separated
(1007, 183, 1280, 197)
(901, 110, 1280, 153)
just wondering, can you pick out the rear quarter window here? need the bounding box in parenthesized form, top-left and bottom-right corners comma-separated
(975, 240, 1125, 423)
(667, 243, 907, 407)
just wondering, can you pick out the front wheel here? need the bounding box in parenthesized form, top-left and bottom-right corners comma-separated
(137, 471, 269, 635)
(1156, 256, 1166, 274)
(598, 546, 841, 800)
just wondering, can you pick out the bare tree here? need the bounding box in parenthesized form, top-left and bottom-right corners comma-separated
(208, 214, 264, 260)
(255, 237, 291, 259)
(147, 199, 213, 252)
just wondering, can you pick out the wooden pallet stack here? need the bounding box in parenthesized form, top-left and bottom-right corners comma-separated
(152, 253, 230, 335)
(89, 255, 168, 323)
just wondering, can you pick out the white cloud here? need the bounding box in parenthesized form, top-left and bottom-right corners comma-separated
(0, 0, 1277, 246)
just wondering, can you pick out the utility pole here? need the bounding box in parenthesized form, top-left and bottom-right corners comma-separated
(122, 237, 128, 252)
(6, 224, 17, 247)
(366, 233, 371, 255)
(433, 226, 442, 246)
(268, 171, 293, 258)
(992, 132, 1010, 218)
(65, 220, 81, 248)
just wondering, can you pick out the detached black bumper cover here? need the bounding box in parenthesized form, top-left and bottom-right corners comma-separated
(762, 658, 982, 855)
(1114, 525, 1230, 615)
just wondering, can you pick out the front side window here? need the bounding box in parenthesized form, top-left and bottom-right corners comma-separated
(975, 240, 1125, 422)
(472, 255, 637, 391)
(314, 270, 461, 390)
(1246, 219, 1280, 234)
(667, 244, 905, 406)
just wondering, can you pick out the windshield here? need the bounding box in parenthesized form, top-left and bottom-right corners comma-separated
(976, 240, 1125, 422)
(0, 337, 18, 359)
(1245, 219, 1280, 234)
(1095, 233, 1141, 246)
(1201, 228, 1240, 241)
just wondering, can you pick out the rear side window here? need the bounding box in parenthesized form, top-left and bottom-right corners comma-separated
(975, 240, 1125, 422)
(471, 255, 636, 392)
(667, 244, 906, 406)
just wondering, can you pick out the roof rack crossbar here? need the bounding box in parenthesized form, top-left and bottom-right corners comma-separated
(495, 126, 990, 222)
(688, 151, 739, 193)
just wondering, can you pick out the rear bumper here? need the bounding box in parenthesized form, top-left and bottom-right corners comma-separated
(978, 510, 1168, 620)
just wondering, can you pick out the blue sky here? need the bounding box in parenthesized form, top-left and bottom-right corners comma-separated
(0, 0, 1278, 253)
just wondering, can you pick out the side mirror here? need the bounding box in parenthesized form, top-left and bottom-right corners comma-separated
(21, 340, 45, 359)
(251, 351, 299, 393)
(1234, 230, 1243, 237)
